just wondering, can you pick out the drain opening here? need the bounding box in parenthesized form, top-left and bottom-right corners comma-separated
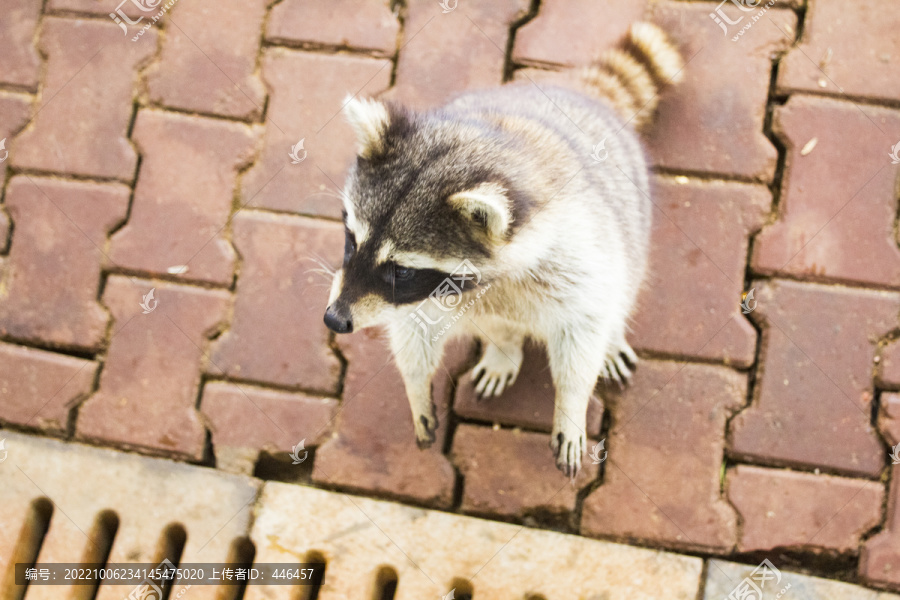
(294, 550, 327, 600)
(75, 509, 119, 600)
(449, 577, 474, 600)
(154, 523, 187, 600)
(2, 497, 54, 600)
(221, 536, 255, 600)
(372, 565, 398, 600)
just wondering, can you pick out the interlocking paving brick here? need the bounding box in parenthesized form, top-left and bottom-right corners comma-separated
(0, 93, 32, 191)
(650, 3, 795, 180)
(145, 0, 268, 120)
(453, 340, 603, 436)
(706, 559, 900, 600)
(312, 327, 460, 508)
(752, 97, 900, 287)
(265, 0, 399, 55)
(0, 431, 258, 600)
(777, 0, 900, 102)
(451, 424, 597, 519)
(0, 0, 42, 90)
(11, 17, 156, 180)
(0, 343, 97, 434)
(201, 381, 338, 474)
(630, 177, 770, 367)
(209, 211, 342, 392)
(729, 280, 900, 477)
(0, 177, 129, 351)
(387, 0, 530, 109)
(581, 360, 742, 553)
(240, 50, 392, 219)
(250, 481, 704, 599)
(76, 276, 230, 459)
(514, 1, 795, 181)
(513, 0, 646, 68)
(860, 395, 900, 589)
(727, 465, 884, 553)
(108, 109, 258, 285)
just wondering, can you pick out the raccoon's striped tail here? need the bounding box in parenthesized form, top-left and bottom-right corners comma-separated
(581, 22, 684, 131)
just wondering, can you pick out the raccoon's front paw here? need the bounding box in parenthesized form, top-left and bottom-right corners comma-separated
(414, 411, 438, 449)
(472, 343, 523, 398)
(550, 423, 585, 478)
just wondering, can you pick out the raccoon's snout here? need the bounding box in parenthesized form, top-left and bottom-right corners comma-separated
(324, 304, 353, 334)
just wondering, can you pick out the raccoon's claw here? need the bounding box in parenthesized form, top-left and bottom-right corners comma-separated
(550, 427, 584, 478)
(602, 344, 638, 387)
(414, 413, 438, 449)
(472, 345, 522, 399)
(620, 342, 639, 366)
(473, 367, 514, 399)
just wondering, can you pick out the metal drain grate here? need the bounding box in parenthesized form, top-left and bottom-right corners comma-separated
(0, 432, 703, 599)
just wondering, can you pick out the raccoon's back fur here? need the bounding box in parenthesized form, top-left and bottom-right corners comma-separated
(438, 21, 683, 322)
(325, 22, 684, 476)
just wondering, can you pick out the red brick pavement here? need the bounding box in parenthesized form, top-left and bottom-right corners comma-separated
(1, 0, 900, 590)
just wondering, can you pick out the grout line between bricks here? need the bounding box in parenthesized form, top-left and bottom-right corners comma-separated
(720, 16, 796, 550)
(261, 39, 396, 60)
(387, 0, 406, 88)
(502, 0, 541, 83)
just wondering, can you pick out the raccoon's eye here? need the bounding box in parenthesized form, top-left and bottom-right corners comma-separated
(393, 265, 416, 281)
(343, 231, 356, 265)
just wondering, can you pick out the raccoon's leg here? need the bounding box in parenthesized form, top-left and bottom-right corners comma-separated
(471, 320, 525, 398)
(547, 326, 610, 477)
(387, 320, 446, 449)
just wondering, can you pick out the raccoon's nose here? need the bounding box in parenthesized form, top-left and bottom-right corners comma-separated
(324, 305, 353, 334)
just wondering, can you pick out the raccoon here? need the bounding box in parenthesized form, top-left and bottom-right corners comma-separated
(324, 23, 684, 476)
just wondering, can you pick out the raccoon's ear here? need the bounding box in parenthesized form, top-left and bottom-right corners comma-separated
(343, 95, 390, 159)
(448, 183, 512, 242)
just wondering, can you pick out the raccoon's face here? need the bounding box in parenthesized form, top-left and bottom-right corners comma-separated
(323, 97, 518, 334)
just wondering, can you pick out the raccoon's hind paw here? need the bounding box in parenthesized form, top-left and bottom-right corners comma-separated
(550, 424, 584, 478)
(472, 342, 523, 399)
(414, 412, 438, 449)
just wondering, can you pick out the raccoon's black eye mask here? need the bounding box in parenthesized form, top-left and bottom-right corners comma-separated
(380, 262, 483, 306)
